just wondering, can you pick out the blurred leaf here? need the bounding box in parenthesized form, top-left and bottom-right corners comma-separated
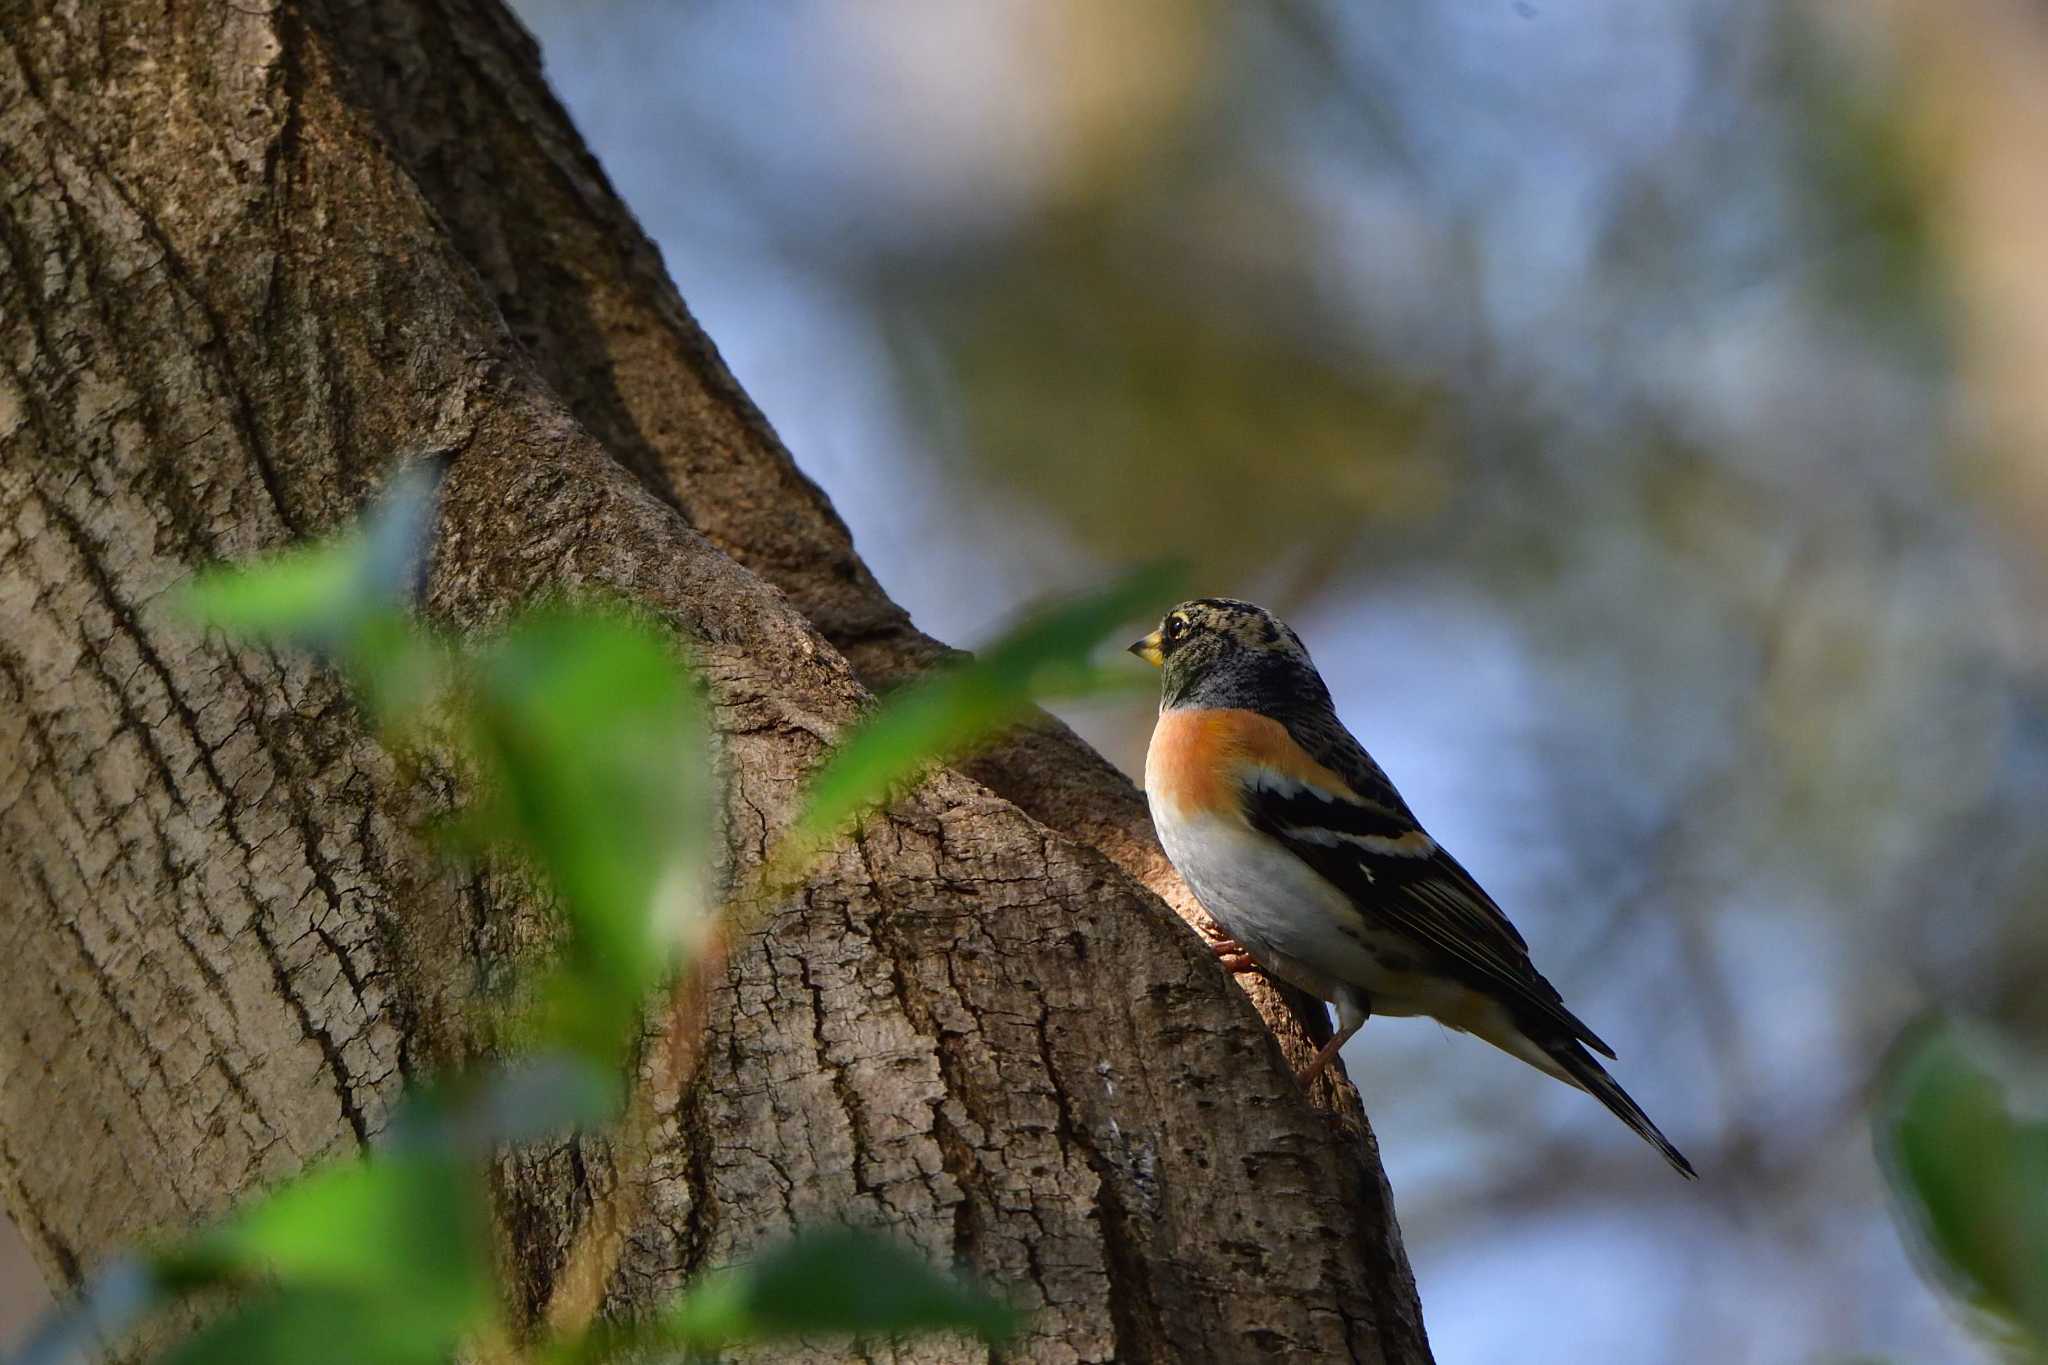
(179, 532, 376, 646)
(882, 214, 1442, 583)
(177, 465, 452, 738)
(178, 464, 441, 655)
(8, 1257, 163, 1365)
(13, 1154, 492, 1365)
(165, 1154, 492, 1335)
(523, 968, 653, 1071)
(1878, 1017, 2048, 1353)
(357, 462, 443, 603)
(159, 1156, 488, 1362)
(1786, 15, 1941, 337)
(556, 1228, 1018, 1361)
(153, 1289, 453, 1365)
(382, 1054, 622, 1155)
(10, 1058, 611, 1365)
(465, 605, 710, 1062)
(451, 1053, 621, 1145)
(789, 566, 1177, 856)
(347, 613, 453, 734)
(666, 1227, 1018, 1348)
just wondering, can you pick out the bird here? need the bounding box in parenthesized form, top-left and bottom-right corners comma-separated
(1130, 597, 1696, 1178)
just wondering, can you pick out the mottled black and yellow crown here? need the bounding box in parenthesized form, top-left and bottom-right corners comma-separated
(1129, 598, 1324, 711)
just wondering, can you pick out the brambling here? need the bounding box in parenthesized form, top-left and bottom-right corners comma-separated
(1132, 598, 1695, 1178)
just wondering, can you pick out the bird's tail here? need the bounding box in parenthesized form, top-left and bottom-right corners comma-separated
(1547, 1036, 1697, 1179)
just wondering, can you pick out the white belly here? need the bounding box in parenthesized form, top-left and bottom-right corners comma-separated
(1148, 797, 1450, 1014)
(1141, 718, 1570, 1064)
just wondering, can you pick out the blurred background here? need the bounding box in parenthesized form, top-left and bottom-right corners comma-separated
(11, 1, 2046, 1361)
(503, 1, 2048, 1360)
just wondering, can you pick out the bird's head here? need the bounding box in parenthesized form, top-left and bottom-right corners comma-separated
(1129, 598, 1321, 708)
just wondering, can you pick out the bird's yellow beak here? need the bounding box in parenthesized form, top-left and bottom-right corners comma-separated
(1127, 631, 1165, 668)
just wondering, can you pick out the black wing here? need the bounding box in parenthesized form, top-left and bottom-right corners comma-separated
(1242, 737, 1617, 1060)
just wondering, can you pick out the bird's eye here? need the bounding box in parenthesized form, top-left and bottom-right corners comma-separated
(1162, 616, 1186, 643)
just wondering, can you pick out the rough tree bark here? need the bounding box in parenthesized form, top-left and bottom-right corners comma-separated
(0, 3, 1431, 1361)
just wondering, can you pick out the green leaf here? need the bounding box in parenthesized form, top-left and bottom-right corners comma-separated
(1877, 1017, 2048, 1352)
(789, 566, 1177, 855)
(152, 1289, 455, 1365)
(14, 1059, 611, 1365)
(177, 463, 440, 653)
(465, 605, 711, 1061)
(346, 612, 452, 734)
(176, 465, 451, 736)
(163, 1153, 492, 1339)
(179, 532, 377, 645)
(574, 1228, 1017, 1358)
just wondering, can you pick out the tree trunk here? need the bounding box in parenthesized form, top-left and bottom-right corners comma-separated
(0, 4, 1431, 1361)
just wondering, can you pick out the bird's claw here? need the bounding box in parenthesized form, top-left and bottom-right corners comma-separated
(1206, 935, 1261, 975)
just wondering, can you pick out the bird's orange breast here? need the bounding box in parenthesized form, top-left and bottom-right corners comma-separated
(1145, 707, 1360, 817)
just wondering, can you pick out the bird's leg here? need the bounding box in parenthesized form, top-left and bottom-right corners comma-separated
(1298, 990, 1371, 1091)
